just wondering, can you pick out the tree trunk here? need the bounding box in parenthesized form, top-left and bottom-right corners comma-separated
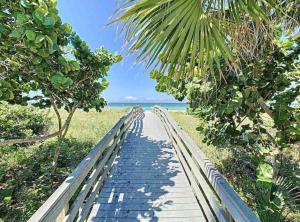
(0, 130, 66, 146)
(51, 107, 76, 174)
(51, 135, 62, 174)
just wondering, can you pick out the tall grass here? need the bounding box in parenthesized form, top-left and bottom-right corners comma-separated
(0, 108, 128, 221)
(171, 112, 300, 221)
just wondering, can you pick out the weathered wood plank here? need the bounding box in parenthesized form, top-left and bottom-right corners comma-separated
(28, 107, 142, 222)
(158, 112, 217, 222)
(93, 209, 204, 219)
(63, 124, 127, 222)
(157, 110, 227, 222)
(154, 106, 260, 222)
(89, 218, 205, 222)
(96, 197, 199, 205)
(95, 202, 200, 211)
(76, 116, 135, 222)
(87, 111, 203, 222)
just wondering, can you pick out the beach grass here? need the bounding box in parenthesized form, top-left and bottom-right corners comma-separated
(170, 111, 300, 220)
(170, 112, 257, 207)
(49, 108, 129, 144)
(0, 108, 128, 221)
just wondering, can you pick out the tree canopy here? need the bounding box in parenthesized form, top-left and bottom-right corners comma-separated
(0, 0, 122, 168)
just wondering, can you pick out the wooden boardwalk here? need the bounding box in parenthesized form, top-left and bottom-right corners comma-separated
(87, 111, 204, 222)
(29, 107, 260, 222)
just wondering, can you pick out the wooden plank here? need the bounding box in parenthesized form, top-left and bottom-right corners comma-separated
(102, 183, 189, 189)
(87, 111, 203, 222)
(93, 209, 204, 219)
(158, 113, 217, 222)
(99, 192, 196, 200)
(108, 174, 187, 180)
(95, 202, 200, 211)
(96, 197, 199, 205)
(89, 217, 205, 222)
(76, 135, 123, 222)
(154, 106, 260, 222)
(106, 179, 189, 185)
(63, 125, 127, 222)
(28, 115, 127, 221)
(158, 112, 227, 222)
(76, 117, 135, 222)
(101, 186, 198, 193)
(28, 107, 141, 222)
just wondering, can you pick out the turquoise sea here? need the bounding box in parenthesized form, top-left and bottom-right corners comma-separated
(106, 103, 187, 111)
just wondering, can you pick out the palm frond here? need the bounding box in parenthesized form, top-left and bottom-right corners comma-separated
(114, 0, 288, 77)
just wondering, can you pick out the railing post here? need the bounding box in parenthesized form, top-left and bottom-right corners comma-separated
(28, 107, 143, 222)
(153, 106, 260, 222)
(225, 208, 234, 222)
(55, 203, 69, 222)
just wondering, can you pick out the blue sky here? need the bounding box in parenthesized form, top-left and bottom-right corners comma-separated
(57, 0, 181, 103)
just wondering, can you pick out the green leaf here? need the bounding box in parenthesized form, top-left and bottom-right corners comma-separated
(45, 36, 55, 53)
(25, 30, 36, 41)
(35, 35, 45, 43)
(33, 8, 48, 22)
(43, 15, 56, 27)
(256, 162, 273, 190)
(0, 25, 9, 35)
(50, 73, 73, 89)
(9, 27, 25, 38)
(3, 196, 12, 204)
(51, 73, 64, 88)
(20, 0, 31, 8)
(63, 23, 72, 33)
(16, 13, 28, 25)
(32, 57, 42, 65)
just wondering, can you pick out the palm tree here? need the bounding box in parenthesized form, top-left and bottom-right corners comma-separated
(115, 0, 298, 77)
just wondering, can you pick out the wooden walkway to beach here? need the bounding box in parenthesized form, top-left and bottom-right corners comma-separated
(87, 111, 204, 221)
(29, 107, 260, 222)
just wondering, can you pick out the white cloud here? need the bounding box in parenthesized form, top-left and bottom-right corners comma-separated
(124, 96, 138, 101)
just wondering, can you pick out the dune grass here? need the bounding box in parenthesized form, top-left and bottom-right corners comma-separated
(0, 108, 128, 222)
(170, 112, 258, 208)
(170, 112, 300, 221)
(49, 109, 129, 144)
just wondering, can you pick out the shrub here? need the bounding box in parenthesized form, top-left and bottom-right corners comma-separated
(0, 103, 51, 142)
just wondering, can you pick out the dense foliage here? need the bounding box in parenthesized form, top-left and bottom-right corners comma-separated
(156, 33, 300, 221)
(116, 0, 299, 78)
(192, 38, 300, 221)
(151, 34, 300, 220)
(0, 103, 50, 142)
(0, 0, 121, 168)
(0, 108, 127, 221)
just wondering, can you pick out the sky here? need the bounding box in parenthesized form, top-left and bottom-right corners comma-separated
(57, 0, 181, 103)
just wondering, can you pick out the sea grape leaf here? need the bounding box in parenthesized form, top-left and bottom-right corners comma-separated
(16, 13, 28, 25)
(43, 15, 56, 27)
(256, 162, 273, 190)
(63, 23, 72, 33)
(51, 73, 73, 89)
(33, 8, 47, 22)
(25, 30, 36, 41)
(9, 27, 25, 38)
(35, 35, 45, 43)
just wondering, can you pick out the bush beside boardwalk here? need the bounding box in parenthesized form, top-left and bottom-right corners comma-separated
(171, 112, 300, 222)
(0, 105, 127, 221)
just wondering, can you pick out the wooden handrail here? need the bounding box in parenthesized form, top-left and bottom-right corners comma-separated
(153, 106, 260, 222)
(28, 107, 143, 222)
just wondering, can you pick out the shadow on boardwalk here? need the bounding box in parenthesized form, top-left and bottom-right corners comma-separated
(88, 112, 200, 221)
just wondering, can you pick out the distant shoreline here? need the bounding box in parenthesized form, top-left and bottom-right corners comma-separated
(105, 102, 187, 111)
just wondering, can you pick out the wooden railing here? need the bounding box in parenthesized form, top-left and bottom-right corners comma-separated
(28, 107, 143, 222)
(153, 106, 260, 222)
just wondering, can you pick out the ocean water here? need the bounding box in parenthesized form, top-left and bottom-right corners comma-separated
(106, 103, 187, 111)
